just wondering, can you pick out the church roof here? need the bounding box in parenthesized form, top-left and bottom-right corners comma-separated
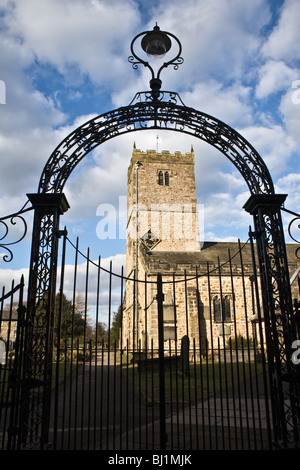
(140, 241, 300, 277)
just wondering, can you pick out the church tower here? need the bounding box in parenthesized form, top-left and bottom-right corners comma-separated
(123, 145, 201, 350)
(126, 145, 200, 279)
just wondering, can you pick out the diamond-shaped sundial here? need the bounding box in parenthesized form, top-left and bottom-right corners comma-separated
(140, 230, 160, 250)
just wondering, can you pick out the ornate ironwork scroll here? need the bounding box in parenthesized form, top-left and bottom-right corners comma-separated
(286, 209, 300, 259)
(0, 201, 33, 262)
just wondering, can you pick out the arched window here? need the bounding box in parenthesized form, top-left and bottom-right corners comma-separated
(213, 295, 231, 322)
(158, 170, 170, 185)
(223, 295, 231, 322)
(213, 296, 221, 322)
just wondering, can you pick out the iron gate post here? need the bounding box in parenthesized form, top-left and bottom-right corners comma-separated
(157, 273, 167, 450)
(19, 193, 69, 449)
(244, 194, 300, 448)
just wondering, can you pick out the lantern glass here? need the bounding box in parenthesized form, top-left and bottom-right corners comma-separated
(141, 31, 172, 59)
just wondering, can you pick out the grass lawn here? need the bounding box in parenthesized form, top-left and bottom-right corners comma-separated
(124, 358, 264, 405)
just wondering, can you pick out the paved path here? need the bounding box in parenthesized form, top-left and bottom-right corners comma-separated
(48, 353, 273, 450)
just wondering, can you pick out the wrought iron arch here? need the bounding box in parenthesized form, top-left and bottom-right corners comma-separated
(38, 92, 274, 196)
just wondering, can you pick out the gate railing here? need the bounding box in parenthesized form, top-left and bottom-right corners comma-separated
(1, 231, 300, 450)
(0, 276, 26, 450)
(45, 234, 275, 450)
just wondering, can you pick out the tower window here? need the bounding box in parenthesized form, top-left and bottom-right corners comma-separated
(213, 295, 231, 322)
(163, 305, 176, 341)
(158, 170, 170, 186)
(213, 296, 221, 322)
(223, 296, 231, 322)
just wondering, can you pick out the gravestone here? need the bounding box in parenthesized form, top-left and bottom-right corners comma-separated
(180, 335, 189, 376)
(0, 339, 6, 365)
(0, 339, 6, 383)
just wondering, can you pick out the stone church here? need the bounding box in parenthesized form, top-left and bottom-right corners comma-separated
(122, 146, 299, 353)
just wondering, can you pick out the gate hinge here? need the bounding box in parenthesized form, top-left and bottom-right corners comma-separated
(17, 305, 27, 325)
(249, 229, 262, 239)
(156, 293, 164, 302)
(55, 228, 68, 238)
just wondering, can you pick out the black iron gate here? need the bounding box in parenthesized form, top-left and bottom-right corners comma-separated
(0, 233, 277, 450)
(1, 231, 300, 450)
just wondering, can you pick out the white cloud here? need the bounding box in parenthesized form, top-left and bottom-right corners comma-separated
(255, 60, 298, 99)
(203, 232, 244, 243)
(203, 191, 252, 241)
(275, 172, 300, 242)
(241, 124, 297, 175)
(147, 0, 270, 85)
(64, 146, 129, 223)
(0, 249, 126, 322)
(0, 266, 29, 296)
(261, 0, 300, 63)
(0, 111, 102, 204)
(0, 25, 69, 202)
(279, 86, 300, 147)
(4, 0, 141, 90)
(181, 80, 253, 127)
(276, 173, 300, 210)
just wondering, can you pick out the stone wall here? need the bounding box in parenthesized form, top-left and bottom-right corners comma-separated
(126, 147, 200, 281)
(122, 243, 259, 351)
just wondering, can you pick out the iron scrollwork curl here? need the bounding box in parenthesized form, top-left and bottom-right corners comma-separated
(288, 216, 300, 246)
(0, 202, 33, 262)
(282, 208, 300, 259)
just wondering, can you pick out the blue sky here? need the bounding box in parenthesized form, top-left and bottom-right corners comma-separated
(0, 0, 300, 296)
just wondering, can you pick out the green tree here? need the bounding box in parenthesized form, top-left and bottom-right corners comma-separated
(109, 305, 122, 346)
(54, 292, 89, 344)
(94, 321, 108, 345)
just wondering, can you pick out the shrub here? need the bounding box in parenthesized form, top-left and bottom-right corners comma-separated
(225, 334, 257, 349)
